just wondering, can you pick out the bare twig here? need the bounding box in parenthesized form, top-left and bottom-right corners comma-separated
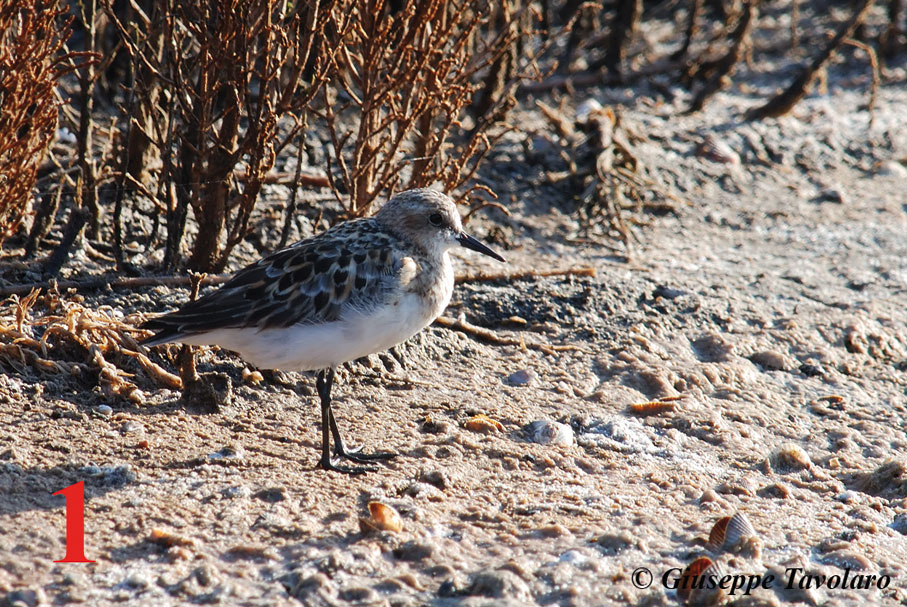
(0, 274, 231, 298)
(435, 314, 583, 355)
(842, 37, 880, 128)
(687, 0, 756, 113)
(747, 0, 875, 121)
(455, 266, 595, 283)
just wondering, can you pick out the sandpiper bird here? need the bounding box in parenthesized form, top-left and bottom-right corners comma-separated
(141, 189, 505, 473)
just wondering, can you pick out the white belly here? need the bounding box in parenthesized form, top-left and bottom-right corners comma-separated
(180, 290, 439, 371)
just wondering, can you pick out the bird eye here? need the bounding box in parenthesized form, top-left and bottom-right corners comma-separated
(428, 213, 443, 227)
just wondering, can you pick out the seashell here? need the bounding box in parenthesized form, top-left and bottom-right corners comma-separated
(627, 400, 676, 416)
(707, 512, 761, 558)
(149, 528, 196, 548)
(695, 134, 740, 165)
(359, 501, 402, 533)
(816, 394, 845, 404)
(525, 419, 574, 446)
(677, 556, 725, 606)
(465, 414, 503, 433)
(576, 98, 605, 124)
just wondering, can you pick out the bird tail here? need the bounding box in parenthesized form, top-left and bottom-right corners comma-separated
(138, 316, 184, 347)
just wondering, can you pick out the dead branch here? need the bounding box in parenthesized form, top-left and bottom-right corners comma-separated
(316, 0, 543, 216)
(435, 314, 583, 355)
(746, 0, 875, 121)
(455, 266, 595, 283)
(671, 0, 703, 61)
(103, 0, 336, 272)
(686, 0, 756, 113)
(0, 274, 231, 298)
(842, 37, 880, 128)
(598, 0, 642, 76)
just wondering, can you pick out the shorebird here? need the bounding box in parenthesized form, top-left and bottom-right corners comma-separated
(142, 189, 505, 473)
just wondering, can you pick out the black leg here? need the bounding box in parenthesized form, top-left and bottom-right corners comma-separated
(328, 408, 397, 463)
(314, 367, 381, 474)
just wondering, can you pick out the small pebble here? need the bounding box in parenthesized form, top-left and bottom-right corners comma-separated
(699, 489, 719, 504)
(758, 483, 791, 499)
(421, 415, 453, 434)
(815, 184, 847, 204)
(836, 490, 859, 503)
(96, 405, 113, 416)
(525, 419, 575, 446)
(652, 284, 686, 299)
(575, 98, 604, 124)
(253, 488, 286, 503)
(401, 482, 443, 500)
(56, 127, 76, 143)
(149, 528, 195, 547)
(595, 532, 634, 554)
(420, 469, 449, 489)
(125, 571, 151, 589)
(393, 541, 434, 561)
(558, 550, 587, 565)
(749, 350, 789, 370)
(696, 133, 741, 164)
(242, 368, 264, 385)
(772, 443, 812, 470)
(467, 570, 530, 600)
(5, 589, 45, 607)
(819, 550, 873, 571)
(121, 421, 143, 434)
(208, 445, 245, 461)
(505, 369, 537, 386)
(222, 486, 251, 499)
(537, 523, 569, 538)
(339, 587, 377, 602)
(876, 160, 907, 178)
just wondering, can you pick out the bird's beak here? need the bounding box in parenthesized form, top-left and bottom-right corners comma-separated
(457, 232, 505, 262)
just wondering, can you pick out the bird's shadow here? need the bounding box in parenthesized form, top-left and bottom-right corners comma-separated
(0, 462, 134, 517)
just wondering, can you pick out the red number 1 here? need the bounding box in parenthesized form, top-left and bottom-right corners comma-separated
(53, 482, 96, 563)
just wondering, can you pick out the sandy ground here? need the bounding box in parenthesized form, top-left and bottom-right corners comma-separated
(2, 21, 907, 607)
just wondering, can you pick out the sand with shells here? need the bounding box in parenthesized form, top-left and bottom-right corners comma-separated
(2, 46, 907, 607)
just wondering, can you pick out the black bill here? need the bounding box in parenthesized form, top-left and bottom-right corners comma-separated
(457, 232, 505, 262)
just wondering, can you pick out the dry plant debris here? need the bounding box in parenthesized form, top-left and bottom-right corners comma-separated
(316, 0, 542, 215)
(103, 0, 334, 272)
(0, 288, 180, 403)
(538, 99, 671, 251)
(19, 0, 547, 276)
(0, 1, 71, 245)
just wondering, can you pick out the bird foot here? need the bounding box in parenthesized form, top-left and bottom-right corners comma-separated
(317, 456, 377, 475)
(335, 445, 397, 463)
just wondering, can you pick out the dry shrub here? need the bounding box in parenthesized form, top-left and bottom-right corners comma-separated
(0, 1, 71, 245)
(317, 0, 540, 215)
(22, 0, 545, 276)
(98, 0, 541, 270)
(546, 0, 897, 117)
(0, 289, 180, 403)
(106, 0, 334, 272)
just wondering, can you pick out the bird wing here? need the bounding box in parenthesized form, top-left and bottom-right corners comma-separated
(142, 221, 404, 344)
